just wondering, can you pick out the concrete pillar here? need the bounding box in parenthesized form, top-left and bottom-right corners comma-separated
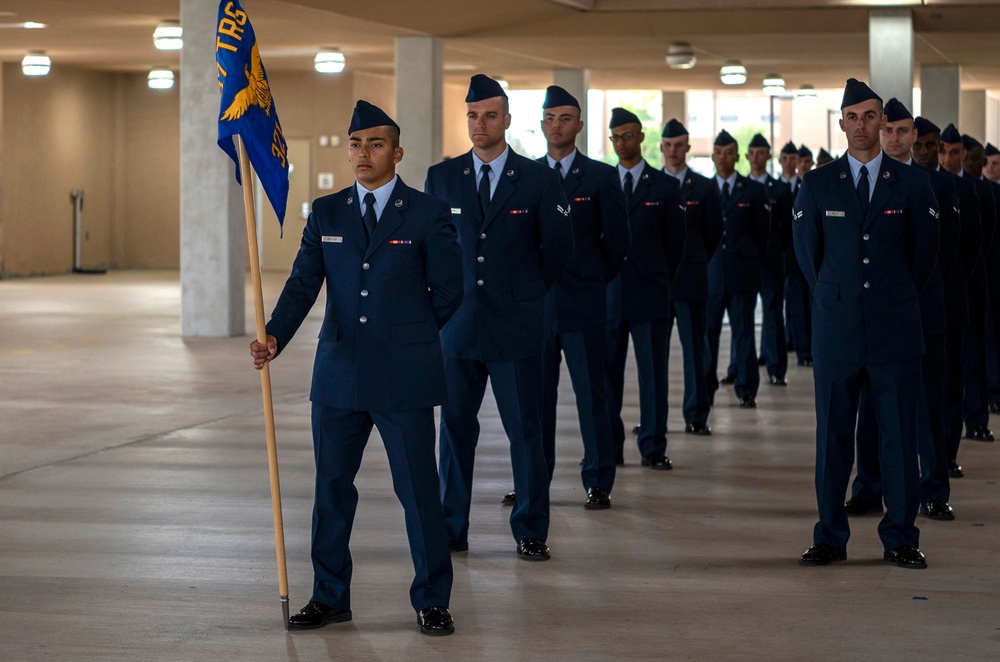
(179, 0, 245, 337)
(961, 90, 987, 141)
(869, 10, 913, 111)
(553, 68, 590, 153)
(920, 64, 960, 129)
(394, 36, 443, 184)
(661, 91, 686, 129)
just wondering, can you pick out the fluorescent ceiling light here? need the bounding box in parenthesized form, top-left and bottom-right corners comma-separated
(719, 61, 746, 86)
(797, 85, 817, 99)
(153, 21, 183, 50)
(314, 51, 345, 74)
(666, 43, 696, 70)
(762, 74, 786, 96)
(148, 68, 175, 90)
(22, 52, 51, 76)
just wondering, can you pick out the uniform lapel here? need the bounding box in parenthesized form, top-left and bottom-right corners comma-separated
(863, 157, 895, 231)
(482, 151, 519, 230)
(563, 153, 584, 197)
(628, 162, 653, 214)
(343, 185, 368, 250)
(365, 178, 408, 258)
(459, 151, 483, 226)
(832, 157, 864, 226)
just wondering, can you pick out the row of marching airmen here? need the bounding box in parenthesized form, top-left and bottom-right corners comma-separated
(249, 74, 999, 635)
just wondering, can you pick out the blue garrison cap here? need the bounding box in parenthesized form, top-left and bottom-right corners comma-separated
(840, 78, 882, 109)
(818, 147, 833, 161)
(661, 118, 689, 138)
(883, 98, 913, 123)
(962, 134, 983, 151)
(348, 100, 399, 135)
(466, 74, 507, 102)
(940, 124, 962, 144)
(748, 133, 770, 149)
(986, 143, 1000, 157)
(913, 116, 940, 137)
(798, 145, 813, 159)
(714, 129, 737, 147)
(780, 141, 798, 155)
(609, 107, 641, 129)
(542, 85, 579, 110)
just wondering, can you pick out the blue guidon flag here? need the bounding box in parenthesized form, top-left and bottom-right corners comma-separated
(216, 0, 289, 229)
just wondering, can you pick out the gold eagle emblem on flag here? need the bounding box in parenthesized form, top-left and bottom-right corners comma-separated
(220, 42, 272, 121)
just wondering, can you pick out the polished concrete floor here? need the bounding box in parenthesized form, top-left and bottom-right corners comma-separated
(2, 270, 998, 661)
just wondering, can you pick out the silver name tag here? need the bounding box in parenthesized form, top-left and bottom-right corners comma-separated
(321, 236, 343, 243)
(451, 207, 462, 215)
(825, 211, 846, 217)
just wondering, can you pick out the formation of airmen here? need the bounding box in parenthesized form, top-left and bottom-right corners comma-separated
(250, 74, 1000, 635)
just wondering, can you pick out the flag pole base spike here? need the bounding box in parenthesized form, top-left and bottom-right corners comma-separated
(281, 595, 289, 630)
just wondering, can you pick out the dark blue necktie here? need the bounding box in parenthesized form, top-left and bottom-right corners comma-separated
(858, 165, 870, 216)
(479, 164, 492, 217)
(623, 171, 634, 205)
(362, 192, 377, 245)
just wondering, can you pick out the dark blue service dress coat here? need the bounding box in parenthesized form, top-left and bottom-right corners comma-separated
(606, 161, 685, 460)
(537, 151, 630, 494)
(425, 147, 574, 547)
(666, 168, 723, 427)
(265, 177, 464, 614)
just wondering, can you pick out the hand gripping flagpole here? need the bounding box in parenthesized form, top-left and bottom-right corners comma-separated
(235, 135, 290, 628)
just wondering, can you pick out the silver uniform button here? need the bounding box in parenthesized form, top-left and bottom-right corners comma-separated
(360, 289, 369, 297)
(862, 234, 870, 241)
(863, 257, 870, 265)
(721, 243, 727, 249)
(359, 315, 368, 323)
(476, 279, 484, 286)
(362, 262, 370, 270)
(722, 230, 727, 236)
(477, 256, 485, 263)
(864, 282, 871, 289)
(480, 233, 487, 240)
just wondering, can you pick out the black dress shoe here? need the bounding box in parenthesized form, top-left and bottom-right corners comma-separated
(798, 357, 813, 367)
(949, 458, 964, 478)
(844, 495, 883, 516)
(966, 425, 995, 442)
(632, 424, 641, 435)
(739, 396, 757, 408)
(684, 422, 712, 436)
(799, 543, 846, 566)
(584, 487, 611, 510)
(288, 601, 352, 630)
(758, 355, 767, 366)
(922, 500, 955, 520)
(884, 545, 927, 569)
(769, 375, 787, 386)
(720, 373, 737, 385)
(991, 402, 1000, 414)
(501, 491, 516, 506)
(449, 541, 469, 553)
(517, 537, 550, 561)
(417, 606, 454, 636)
(641, 453, 673, 470)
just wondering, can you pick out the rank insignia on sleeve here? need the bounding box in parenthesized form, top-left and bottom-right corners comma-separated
(793, 210, 804, 221)
(556, 204, 571, 217)
(930, 208, 939, 219)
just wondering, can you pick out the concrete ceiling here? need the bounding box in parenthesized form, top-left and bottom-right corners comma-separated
(1, 0, 999, 94)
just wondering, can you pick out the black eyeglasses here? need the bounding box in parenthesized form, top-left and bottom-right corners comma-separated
(609, 132, 638, 144)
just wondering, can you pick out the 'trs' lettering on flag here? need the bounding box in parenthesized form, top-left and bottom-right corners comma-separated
(216, 0, 289, 228)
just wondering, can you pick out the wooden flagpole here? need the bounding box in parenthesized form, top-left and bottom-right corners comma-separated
(235, 135, 290, 629)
